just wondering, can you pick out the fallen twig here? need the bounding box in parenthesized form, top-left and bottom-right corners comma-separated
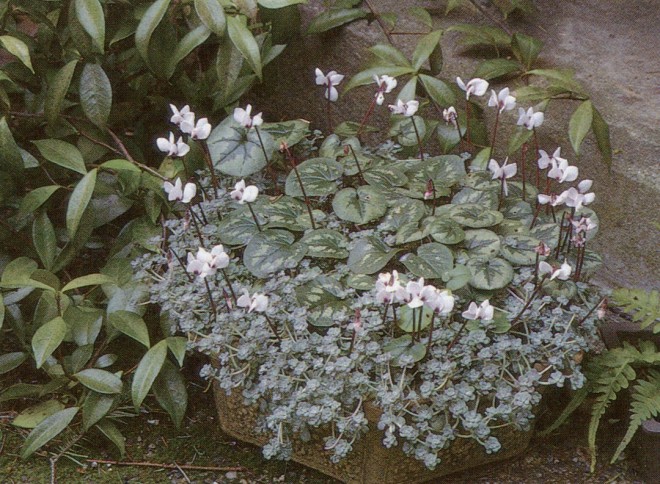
(86, 459, 246, 472)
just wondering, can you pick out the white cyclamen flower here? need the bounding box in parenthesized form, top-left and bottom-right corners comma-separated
(233, 104, 263, 129)
(456, 77, 489, 100)
(237, 289, 269, 313)
(157, 132, 190, 157)
(374, 74, 397, 105)
(517, 107, 544, 130)
(169, 104, 194, 126)
(547, 158, 579, 183)
(442, 106, 458, 125)
(462, 300, 494, 321)
(488, 157, 517, 196)
(186, 245, 229, 278)
(537, 147, 564, 170)
(230, 179, 259, 204)
(181, 116, 212, 140)
(388, 99, 419, 117)
(163, 178, 196, 203)
(315, 68, 344, 102)
(538, 260, 572, 280)
(488, 88, 516, 113)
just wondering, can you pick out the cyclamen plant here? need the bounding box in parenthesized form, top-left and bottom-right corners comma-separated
(136, 72, 605, 470)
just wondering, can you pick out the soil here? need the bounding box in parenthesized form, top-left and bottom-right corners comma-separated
(0, 358, 647, 484)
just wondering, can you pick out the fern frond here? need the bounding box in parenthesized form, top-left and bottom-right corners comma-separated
(538, 385, 591, 436)
(587, 348, 638, 472)
(611, 288, 660, 333)
(610, 370, 660, 463)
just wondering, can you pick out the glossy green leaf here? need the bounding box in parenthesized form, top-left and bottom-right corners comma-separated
(165, 25, 211, 79)
(83, 393, 115, 430)
(18, 185, 61, 216)
(0, 35, 34, 73)
(0, 352, 27, 375)
(419, 74, 455, 107)
(66, 168, 97, 237)
(207, 116, 275, 177)
(300, 229, 349, 259)
(474, 59, 520, 81)
(13, 400, 65, 429)
(568, 100, 593, 155)
(75, 0, 105, 52)
(511, 33, 543, 70)
(33, 139, 86, 175)
(412, 30, 442, 71)
(347, 237, 400, 274)
(332, 186, 387, 224)
(166, 337, 187, 367)
(0, 117, 23, 175)
(369, 43, 411, 68)
(227, 15, 262, 80)
(21, 407, 79, 458)
(108, 311, 151, 348)
(153, 360, 188, 428)
(132, 339, 168, 410)
(195, 0, 226, 36)
(74, 369, 123, 394)
(591, 106, 612, 168)
(44, 60, 78, 126)
(80, 63, 111, 128)
(135, 0, 171, 68)
(284, 157, 343, 197)
(32, 212, 58, 271)
(343, 66, 415, 92)
(467, 257, 513, 290)
(32, 317, 67, 369)
(307, 8, 367, 34)
(243, 230, 307, 277)
(95, 420, 125, 457)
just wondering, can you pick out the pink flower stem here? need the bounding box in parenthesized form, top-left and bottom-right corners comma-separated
(204, 278, 217, 323)
(221, 269, 237, 305)
(246, 202, 263, 232)
(410, 116, 425, 161)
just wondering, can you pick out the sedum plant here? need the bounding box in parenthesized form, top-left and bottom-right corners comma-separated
(137, 68, 606, 469)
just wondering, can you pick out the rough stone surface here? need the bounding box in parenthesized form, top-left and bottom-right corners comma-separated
(251, 0, 659, 290)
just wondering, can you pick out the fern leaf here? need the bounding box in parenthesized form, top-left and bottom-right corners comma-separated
(611, 288, 660, 333)
(587, 349, 638, 472)
(538, 385, 590, 436)
(610, 371, 660, 463)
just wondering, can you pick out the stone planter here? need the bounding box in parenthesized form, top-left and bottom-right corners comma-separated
(213, 384, 534, 484)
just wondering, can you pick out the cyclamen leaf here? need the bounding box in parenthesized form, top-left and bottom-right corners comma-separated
(21, 407, 79, 459)
(243, 230, 307, 277)
(44, 60, 78, 126)
(80, 63, 112, 128)
(332, 186, 387, 224)
(75, 0, 105, 52)
(131, 340, 168, 410)
(195, 0, 226, 36)
(66, 168, 97, 238)
(569, 100, 593, 155)
(32, 317, 67, 369)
